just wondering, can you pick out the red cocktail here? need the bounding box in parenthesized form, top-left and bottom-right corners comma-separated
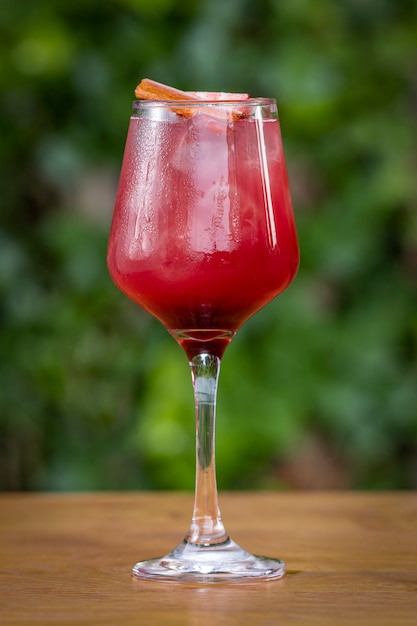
(107, 81, 299, 581)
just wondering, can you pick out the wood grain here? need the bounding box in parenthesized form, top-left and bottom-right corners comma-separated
(0, 492, 416, 625)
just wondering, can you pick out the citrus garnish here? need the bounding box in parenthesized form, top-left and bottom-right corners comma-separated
(134, 78, 250, 120)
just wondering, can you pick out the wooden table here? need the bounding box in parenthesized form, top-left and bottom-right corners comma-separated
(0, 492, 416, 625)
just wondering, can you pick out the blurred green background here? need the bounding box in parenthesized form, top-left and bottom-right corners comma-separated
(1, 0, 416, 491)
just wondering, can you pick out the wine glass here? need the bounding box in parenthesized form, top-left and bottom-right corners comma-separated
(107, 96, 299, 582)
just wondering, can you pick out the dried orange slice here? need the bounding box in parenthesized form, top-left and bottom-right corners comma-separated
(135, 79, 204, 118)
(135, 78, 204, 102)
(134, 79, 250, 120)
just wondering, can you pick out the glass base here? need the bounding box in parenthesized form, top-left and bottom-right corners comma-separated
(132, 537, 286, 583)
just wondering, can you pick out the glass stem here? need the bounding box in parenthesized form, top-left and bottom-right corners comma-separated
(185, 353, 229, 546)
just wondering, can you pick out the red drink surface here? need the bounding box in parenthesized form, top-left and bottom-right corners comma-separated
(108, 106, 299, 356)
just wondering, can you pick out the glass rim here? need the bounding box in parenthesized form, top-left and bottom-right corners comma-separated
(132, 97, 276, 109)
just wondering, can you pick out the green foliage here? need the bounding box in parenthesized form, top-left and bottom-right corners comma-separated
(1, 0, 416, 490)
